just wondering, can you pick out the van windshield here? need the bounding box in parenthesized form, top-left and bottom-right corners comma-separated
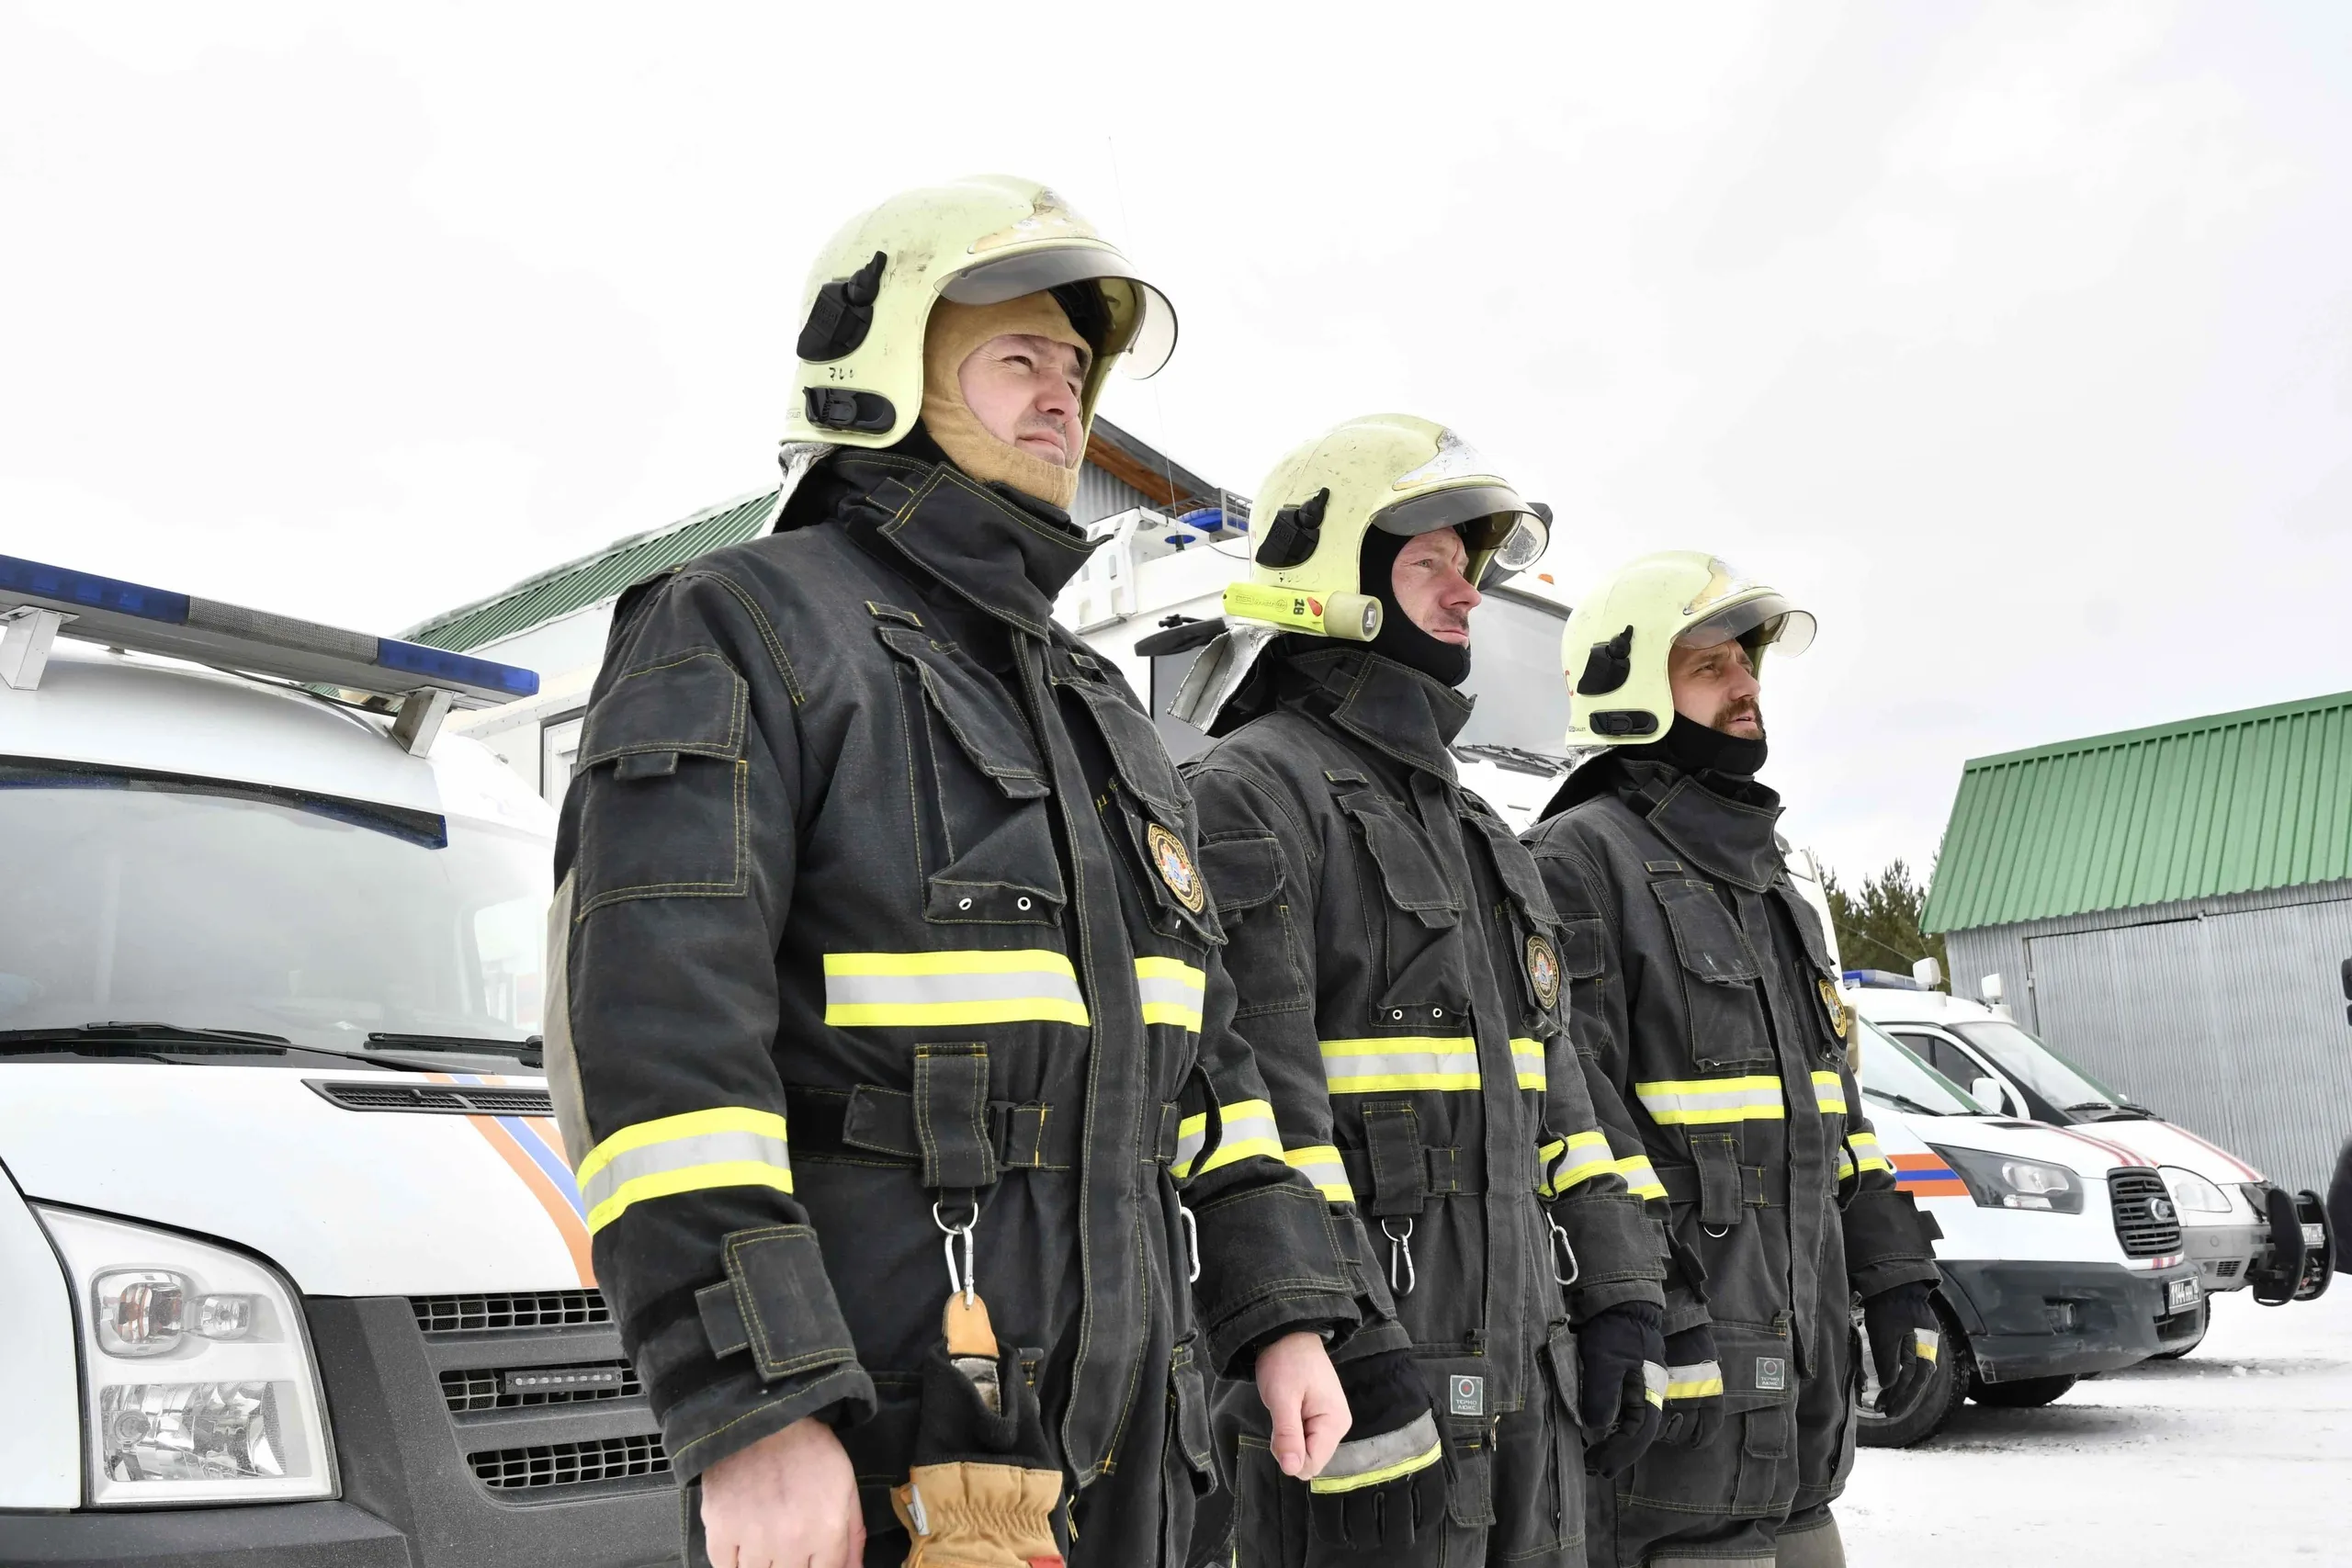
(0, 762, 548, 1057)
(1857, 1019, 1985, 1116)
(1948, 1017, 2141, 1119)
(1456, 589, 1571, 759)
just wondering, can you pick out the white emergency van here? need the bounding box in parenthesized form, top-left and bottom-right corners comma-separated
(0, 558, 673, 1565)
(1851, 977, 2334, 1353)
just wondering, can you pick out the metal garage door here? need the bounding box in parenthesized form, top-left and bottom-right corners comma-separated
(2025, 899, 2352, 1190)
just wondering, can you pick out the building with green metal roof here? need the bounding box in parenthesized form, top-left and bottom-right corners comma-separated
(1923, 691, 2352, 1187)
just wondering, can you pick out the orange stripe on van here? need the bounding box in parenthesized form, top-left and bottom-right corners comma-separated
(430, 1073, 596, 1287)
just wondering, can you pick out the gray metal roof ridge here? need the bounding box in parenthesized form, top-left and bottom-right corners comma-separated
(1960, 687, 2352, 773)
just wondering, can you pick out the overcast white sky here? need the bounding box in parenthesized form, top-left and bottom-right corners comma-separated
(6, 3, 2349, 879)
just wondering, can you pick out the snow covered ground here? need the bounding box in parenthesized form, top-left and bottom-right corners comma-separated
(1841, 1281, 2352, 1562)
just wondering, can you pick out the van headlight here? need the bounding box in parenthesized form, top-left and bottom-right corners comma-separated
(1930, 1145, 2086, 1213)
(2158, 1167, 2234, 1216)
(35, 1206, 336, 1506)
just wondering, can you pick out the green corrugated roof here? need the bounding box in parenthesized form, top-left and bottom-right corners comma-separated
(403, 490, 779, 652)
(1921, 690, 2352, 933)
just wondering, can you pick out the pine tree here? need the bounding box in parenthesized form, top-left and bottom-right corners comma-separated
(1819, 859, 1950, 987)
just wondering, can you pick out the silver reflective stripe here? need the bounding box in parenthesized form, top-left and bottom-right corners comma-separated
(1643, 1360, 1669, 1404)
(1308, 1411, 1442, 1494)
(1284, 1147, 1353, 1201)
(542, 871, 590, 1168)
(1175, 1119, 1207, 1173)
(1135, 964, 1206, 1021)
(1665, 1359, 1724, 1400)
(1319, 1039, 1482, 1092)
(577, 1130, 793, 1214)
(823, 969, 1086, 1007)
(1634, 1077, 1786, 1123)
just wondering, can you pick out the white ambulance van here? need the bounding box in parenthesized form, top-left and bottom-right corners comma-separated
(0, 558, 674, 1565)
(1851, 976, 2334, 1352)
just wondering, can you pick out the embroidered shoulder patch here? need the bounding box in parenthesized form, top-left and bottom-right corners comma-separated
(1526, 933, 1562, 1009)
(1147, 822, 1206, 913)
(1817, 977, 1851, 1040)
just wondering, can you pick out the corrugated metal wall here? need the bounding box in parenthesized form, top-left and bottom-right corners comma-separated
(1073, 465, 1158, 529)
(1945, 881, 2352, 1189)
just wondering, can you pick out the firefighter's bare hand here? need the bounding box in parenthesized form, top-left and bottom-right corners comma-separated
(700, 1416, 865, 1568)
(1255, 1330, 1351, 1481)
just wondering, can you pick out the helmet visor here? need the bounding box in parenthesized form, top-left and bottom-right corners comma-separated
(941, 251, 1178, 378)
(1372, 483, 1547, 586)
(1676, 592, 1817, 658)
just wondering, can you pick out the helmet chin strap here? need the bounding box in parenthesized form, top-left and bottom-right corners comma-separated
(1358, 525, 1472, 687)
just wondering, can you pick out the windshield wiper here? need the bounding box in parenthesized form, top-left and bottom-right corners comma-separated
(0, 1021, 294, 1055)
(1864, 1088, 1950, 1116)
(2064, 1100, 2150, 1122)
(365, 1032, 544, 1067)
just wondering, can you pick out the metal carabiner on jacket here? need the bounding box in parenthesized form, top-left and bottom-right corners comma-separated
(1382, 1215, 1418, 1298)
(1180, 1203, 1202, 1283)
(933, 1200, 978, 1306)
(1548, 1213, 1581, 1287)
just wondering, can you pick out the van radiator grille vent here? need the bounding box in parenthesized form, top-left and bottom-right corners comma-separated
(411, 1290, 609, 1334)
(2109, 1169, 2185, 1258)
(469, 1435, 670, 1490)
(310, 1080, 556, 1117)
(440, 1361, 640, 1413)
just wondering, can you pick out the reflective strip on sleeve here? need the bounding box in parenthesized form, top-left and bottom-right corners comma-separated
(1135, 956, 1206, 1032)
(1510, 1036, 1547, 1091)
(1307, 1412, 1443, 1495)
(1283, 1145, 1356, 1202)
(1633, 1076, 1786, 1124)
(822, 949, 1089, 1028)
(1319, 1037, 1482, 1094)
(576, 1107, 792, 1235)
(1837, 1147, 1857, 1181)
(1173, 1099, 1283, 1177)
(1538, 1130, 1616, 1197)
(1665, 1360, 1724, 1401)
(1813, 1069, 1848, 1116)
(1617, 1154, 1667, 1201)
(1643, 1360, 1668, 1408)
(1847, 1130, 1894, 1176)
(1915, 1328, 1940, 1364)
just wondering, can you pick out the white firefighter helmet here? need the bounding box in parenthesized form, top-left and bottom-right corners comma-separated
(1220, 413, 1548, 642)
(1561, 551, 1816, 745)
(782, 175, 1177, 449)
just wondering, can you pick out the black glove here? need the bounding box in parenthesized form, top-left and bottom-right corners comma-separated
(1307, 1349, 1447, 1552)
(1576, 1301, 1666, 1476)
(1862, 1281, 1941, 1422)
(1657, 1325, 1724, 1450)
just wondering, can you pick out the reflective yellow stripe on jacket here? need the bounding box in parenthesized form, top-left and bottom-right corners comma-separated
(1537, 1130, 1615, 1198)
(1634, 1076, 1786, 1125)
(822, 949, 1089, 1029)
(1846, 1129, 1892, 1177)
(1510, 1037, 1545, 1091)
(1320, 1037, 1482, 1094)
(577, 1107, 793, 1235)
(1173, 1099, 1283, 1178)
(1617, 1154, 1667, 1201)
(1136, 957, 1205, 1031)
(1284, 1145, 1355, 1203)
(1813, 1070, 1848, 1116)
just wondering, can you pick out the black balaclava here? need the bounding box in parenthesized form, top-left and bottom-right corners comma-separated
(1657, 710, 1768, 779)
(1358, 525, 1472, 687)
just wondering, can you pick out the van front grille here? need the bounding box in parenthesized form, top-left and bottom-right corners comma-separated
(412, 1290, 609, 1334)
(2109, 1169, 2185, 1258)
(469, 1435, 671, 1490)
(440, 1360, 641, 1413)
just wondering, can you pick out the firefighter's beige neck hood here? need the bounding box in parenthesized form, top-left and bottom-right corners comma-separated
(921, 294, 1090, 512)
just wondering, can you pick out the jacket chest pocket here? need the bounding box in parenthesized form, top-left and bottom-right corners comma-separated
(1058, 659, 1223, 951)
(1651, 877, 1773, 1073)
(876, 626, 1066, 928)
(1336, 783, 1469, 1022)
(1465, 809, 1567, 1028)
(1771, 881, 1856, 1083)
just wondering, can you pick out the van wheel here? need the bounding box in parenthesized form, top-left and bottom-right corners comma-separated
(1970, 1372, 2077, 1407)
(2152, 1298, 2209, 1359)
(1855, 1299, 1970, 1448)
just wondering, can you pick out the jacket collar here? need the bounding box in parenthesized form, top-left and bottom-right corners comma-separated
(828, 451, 1096, 641)
(1615, 757, 1785, 891)
(1276, 643, 1471, 783)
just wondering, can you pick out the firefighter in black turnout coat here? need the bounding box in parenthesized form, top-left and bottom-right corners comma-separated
(546, 178, 1376, 1568)
(1167, 415, 1672, 1566)
(1521, 552, 1943, 1568)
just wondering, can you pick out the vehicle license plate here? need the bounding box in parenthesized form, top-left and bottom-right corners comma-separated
(2304, 1224, 2327, 1247)
(2166, 1277, 2201, 1312)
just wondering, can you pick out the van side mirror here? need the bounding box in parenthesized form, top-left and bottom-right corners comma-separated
(1971, 1077, 2007, 1116)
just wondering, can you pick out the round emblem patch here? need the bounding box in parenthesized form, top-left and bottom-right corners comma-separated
(1147, 822, 1206, 913)
(1526, 934, 1562, 1009)
(1818, 977, 1851, 1040)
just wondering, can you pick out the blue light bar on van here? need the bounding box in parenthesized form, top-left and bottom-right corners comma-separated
(0, 554, 537, 707)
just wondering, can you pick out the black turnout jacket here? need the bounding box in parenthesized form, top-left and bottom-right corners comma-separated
(547, 452, 1374, 1561)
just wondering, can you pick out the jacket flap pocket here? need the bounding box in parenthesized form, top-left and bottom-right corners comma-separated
(1197, 834, 1283, 913)
(580, 649, 747, 769)
(1338, 790, 1460, 928)
(1710, 1320, 1799, 1416)
(1651, 878, 1762, 984)
(1061, 667, 1188, 819)
(876, 626, 1049, 799)
(1556, 916, 1606, 981)
(1466, 811, 1559, 928)
(1770, 882, 1838, 979)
